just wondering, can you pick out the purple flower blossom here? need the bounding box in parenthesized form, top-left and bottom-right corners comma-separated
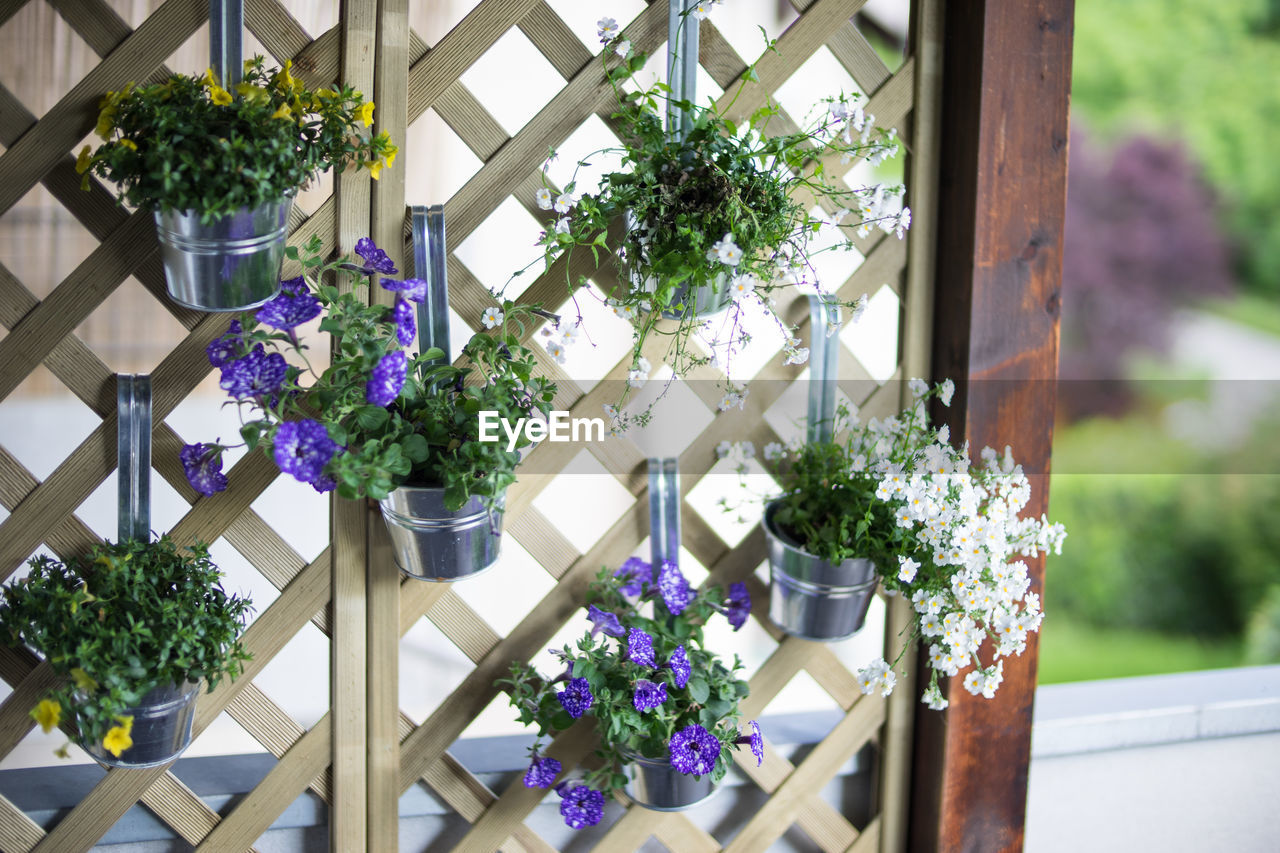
(366, 350, 407, 407)
(633, 679, 667, 712)
(180, 443, 227, 496)
(668, 723, 721, 777)
(256, 277, 321, 331)
(556, 677, 593, 719)
(667, 644, 691, 689)
(627, 628, 655, 668)
(355, 237, 398, 275)
(747, 720, 763, 766)
(657, 560, 695, 615)
(523, 754, 562, 789)
(206, 320, 243, 368)
(380, 277, 428, 303)
(557, 784, 604, 829)
(725, 581, 751, 631)
(311, 473, 337, 494)
(614, 557, 652, 597)
(393, 299, 415, 347)
(587, 605, 624, 638)
(219, 345, 288, 400)
(272, 419, 340, 485)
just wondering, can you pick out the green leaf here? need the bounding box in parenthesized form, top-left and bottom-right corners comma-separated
(688, 677, 710, 704)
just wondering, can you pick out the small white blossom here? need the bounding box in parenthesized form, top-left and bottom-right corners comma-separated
(480, 307, 503, 329)
(715, 440, 733, 459)
(709, 233, 743, 266)
(848, 294, 868, 324)
(544, 339, 567, 365)
(728, 274, 755, 302)
(603, 404, 619, 420)
(614, 39, 631, 57)
(784, 346, 810, 366)
(763, 441, 784, 461)
(558, 321, 581, 345)
(940, 379, 955, 406)
(597, 17, 619, 43)
(856, 658, 897, 697)
(534, 187, 553, 210)
(922, 683, 948, 711)
(690, 0, 719, 21)
(554, 218, 571, 235)
(553, 193, 574, 214)
(909, 378, 929, 399)
(897, 555, 920, 583)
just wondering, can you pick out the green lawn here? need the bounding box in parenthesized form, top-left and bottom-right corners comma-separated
(1199, 294, 1280, 339)
(1037, 615, 1244, 685)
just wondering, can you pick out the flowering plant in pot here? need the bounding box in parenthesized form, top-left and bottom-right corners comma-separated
(515, 16, 910, 426)
(498, 559, 762, 825)
(742, 381, 1067, 709)
(0, 537, 252, 766)
(182, 235, 556, 580)
(75, 56, 397, 311)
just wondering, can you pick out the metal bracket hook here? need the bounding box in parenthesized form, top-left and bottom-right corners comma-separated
(666, 0, 700, 143)
(648, 457, 681, 569)
(806, 295, 841, 444)
(117, 374, 152, 542)
(411, 204, 450, 368)
(210, 0, 243, 87)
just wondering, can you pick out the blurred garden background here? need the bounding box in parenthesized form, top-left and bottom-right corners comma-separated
(1040, 0, 1280, 683)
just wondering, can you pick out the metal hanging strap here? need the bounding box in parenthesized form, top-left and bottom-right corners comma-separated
(648, 457, 680, 568)
(411, 204, 450, 366)
(666, 0, 700, 143)
(806, 295, 841, 444)
(117, 374, 152, 542)
(210, 0, 243, 87)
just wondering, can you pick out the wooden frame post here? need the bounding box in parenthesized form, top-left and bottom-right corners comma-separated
(910, 2, 1073, 851)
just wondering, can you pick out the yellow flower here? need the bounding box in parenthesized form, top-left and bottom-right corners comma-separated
(54, 742, 70, 759)
(94, 106, 116, 141)
(117, 138, 137, 152)
(102, 716, 134, 757)
(201, 67, 219, 89)
(367, 159, 383, 181)
(70, 668, 98, 691)
(243, 59, 257, 74)
(235, 82, 269, 106)
(75, 146, 93, 175)
(384, 143, 398, 169)
(270, 103, 292, 121)
(31, 699, 61, 734)
(210, 86, 233, 106)
(355, 101, 375, 128)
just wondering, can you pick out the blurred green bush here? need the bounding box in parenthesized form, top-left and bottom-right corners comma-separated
(1074, 0, 1280, 294)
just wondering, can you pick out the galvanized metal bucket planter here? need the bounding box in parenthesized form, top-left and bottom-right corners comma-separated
(623, 753, 719, 811)
(154, 194, 293, 312)
(623, 214, 733, 320)
(377, 485, 504, 582)
(763, 500, 880, 641)
(80, 680, 201, 769)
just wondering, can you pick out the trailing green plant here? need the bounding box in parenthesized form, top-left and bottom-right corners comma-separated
(181, 235, 556, 513)
(497, 560, 761, 829)
(724, 380, 1065, 709)
(511, 12, 910, 427)
(75, 55, 397, 222)
(0, 537, 252, 758)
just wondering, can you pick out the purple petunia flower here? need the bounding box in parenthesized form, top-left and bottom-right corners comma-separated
(633, 679, 667, 713)
(725, 581, 751, 631)
(180, 443, 227, 496)
(613, 557, 652, 597)
(206, 320, 243, 368)
(366, 350, 408, 407)
(393, 298, 415, 347)
(220, 345, 289, 400)
(587, 604, 624, 638)
(556, 677, 594, 719)
(627, 628, 656, 668)
(311, 472, 337, 494)
(380, 277, 428, 304)
(668, 723, 721, 777)
(256, 277, 321, 331)
(355, 237, 398, 275)
(523, 754, 562, 789)
(657, 560, 695, 615)
(272, 419, 340, 485)
(747, 720, 763, 766)
(557, 784, 604, 830)
(667, 644, 691, 689)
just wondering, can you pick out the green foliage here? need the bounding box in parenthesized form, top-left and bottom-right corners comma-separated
(1072, 0, 1280, 293)
(231, 237, 556, 511)
(517, 34, 907, 423)
(1038, 615, 1243, 684)
(498, 567, 751, 794)
(1245, 585, 1280, 665)
(76, 56, 396, 222)
(0, 537, 252, 752)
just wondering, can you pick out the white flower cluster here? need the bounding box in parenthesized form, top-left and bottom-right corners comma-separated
(716, 439, 755, 474)
(540, 320, 581, 365)
(853, 380, 1066, 709)
(691, 0, 723, 22)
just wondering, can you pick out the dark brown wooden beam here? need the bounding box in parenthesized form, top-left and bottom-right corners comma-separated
(910, 2, 1073, 851)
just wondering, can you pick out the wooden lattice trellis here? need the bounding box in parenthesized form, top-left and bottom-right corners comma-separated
(0, 0, 945, 849)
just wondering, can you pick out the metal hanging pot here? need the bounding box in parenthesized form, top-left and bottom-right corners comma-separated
(622, 212, 734, 320)
(623, 752, 720, 811)
(154, 194, 293, 312)
(763, 500, 880, 641)
(79, 680, 201, 769)
(377, 485, 504, 582)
